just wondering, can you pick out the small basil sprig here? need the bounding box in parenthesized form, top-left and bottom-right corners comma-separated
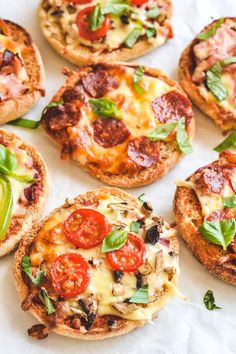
(130, 221, 140, 233)
(0, 174, 13, 241)
(176, 117, 193, 154)
(137, 193, 145, 203)
(0, 145, 35, 183)
(146, 27, 156, 38)
(198, 219, 236, 250)
(102, 3, 130, 15)
(214, 131, 236, 152)
(102, 229, 128, 253)
(9, 118, 41, 129)
(124, 26, 143, 48)
(129, 285, 149, 304)
(89, 98, 122, 119)
(203, 290, 221, 311)
(39, 288, 56, 315)
(147, 122, 177, 141)
(146, 6, 160, 19)
(21, 256, 44, 286)
(90, 3, 105, 31)
(133, 66, 145, 94)
(206, 57, 236, 102)
(197, 18, 224, 40)
(223, 196, 236, 209)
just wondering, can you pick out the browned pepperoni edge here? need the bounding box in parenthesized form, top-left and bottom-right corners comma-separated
(127, 136, 160, 168)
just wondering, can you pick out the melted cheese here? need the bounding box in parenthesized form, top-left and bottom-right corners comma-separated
(30, 192, 179, 321)
(176, 170, 236, 217)
(69, 66, 175, 174)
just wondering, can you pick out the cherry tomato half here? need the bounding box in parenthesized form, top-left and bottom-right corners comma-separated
(67, 0, 92, 4)
(131, 0, 149, 6)
(106, 233, 145, 272)
(76, 6, 111, 41)
(64, 209, 111, 249)
(51, 253, 90, 299)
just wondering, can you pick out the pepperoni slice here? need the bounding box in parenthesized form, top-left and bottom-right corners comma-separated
(207, 208, 236, 222)
(202, 167, 226, 194)
(223, 165, 236, 193)
(82, 70, 119, 98)
(127, 136, 160, 168)
(152, 91, 193, 124)
(43, 104, 81, 131)
(93, 118, 130, 148)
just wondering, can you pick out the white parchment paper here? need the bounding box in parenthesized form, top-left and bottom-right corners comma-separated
(0, 0, 236, 353)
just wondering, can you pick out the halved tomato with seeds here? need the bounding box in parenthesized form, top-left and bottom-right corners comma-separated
(106, 233, 145, 272)
(64, 209, 111, 249)
(51, 253, 90, 298)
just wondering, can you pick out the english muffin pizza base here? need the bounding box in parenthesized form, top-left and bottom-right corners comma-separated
(0, 20, 45, 124)
(174, 152, 236, 285)
(13, 187, 179, 340)
(179, 17, 236, 131)
(0, 129, 49, 257)
(42, 62, 195, 188)
(38, 0, 173, 66)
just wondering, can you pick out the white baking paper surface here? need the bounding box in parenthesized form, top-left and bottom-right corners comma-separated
(0, 0, 236, 353)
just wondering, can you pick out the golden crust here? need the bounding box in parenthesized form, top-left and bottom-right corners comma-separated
(173, 183, 236, 286)
(0, 128, 49, 257)
(38, 0, 173, 66)
(0, 20, 45, 124)
(178, 18, 236, 131)
(13, 187, 179, 340)
(42, 62, 195, 188)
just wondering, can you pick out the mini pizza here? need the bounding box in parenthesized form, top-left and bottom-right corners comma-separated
(0, 129, 48, 257)
(13, 187, 179, 340)
(174, 150, 236, 284)
(0, 19, 45, 124)
(179, 17, 236, 131)
(38, 0, 173, 65)
(41, 63, 194, 188)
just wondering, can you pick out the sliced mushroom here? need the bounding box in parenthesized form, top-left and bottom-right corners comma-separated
(77, 296, 98, 330)
(138, 259, 153, 275)
(112, 302, 138, 314)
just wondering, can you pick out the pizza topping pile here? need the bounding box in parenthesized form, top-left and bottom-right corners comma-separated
(177, 150, 236, 254)
(21, 191, 178, 336)
(192, 18, 236, 123)
(41, 0, 172, 52)
(42, 64, 193, 176)
(0, 137, 41, 242)
(0, 20, 29, 102)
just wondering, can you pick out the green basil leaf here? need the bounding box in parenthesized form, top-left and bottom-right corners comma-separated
(197, 18, 224, 40)
(0, 175, 13, 241)
(213, 131, 236, 152)
(0, 144, 17, 172)
(130, 221, 140, 233)
(102, 229, 128, 253)
(124, 26, 142, 48)
(206, 68, 228, 102)
(176, 117, 193, 154)
(133, 66, 145, 94)
(137, 193, 145, 203)
(102, 3, 130, 15)
(147, 122, 177, 141)
(146, 6, 160, 19)
(90, 3, 105, 31)
(203, 290, 221, 311)
(146, 27, 156, 38)
(9, 118, 41, 129)
(129, 285, 149, 303)
(7, 172, 36, 184)
(40, 288, 56, 315)
(42, 99, 64, 116)
(89, 98, 122, 119)
(223, 195, 236, 209)
(219, 56, 236, 66)
(21, 256, 44, 286)
(198, 219, 236, 250)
